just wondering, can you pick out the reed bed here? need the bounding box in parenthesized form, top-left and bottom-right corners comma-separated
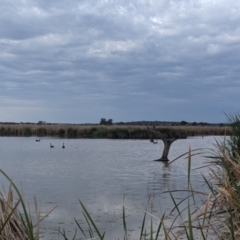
(0, 124, 230, 138)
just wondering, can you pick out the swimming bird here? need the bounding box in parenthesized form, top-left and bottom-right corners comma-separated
(50, 143, 54, 148)
(36, 139, 40, 142)
(62, 143, 65, 149)
(150, 138, 158, 144)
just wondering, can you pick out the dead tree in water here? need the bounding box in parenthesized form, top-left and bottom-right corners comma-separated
(147, 126, 187, 161)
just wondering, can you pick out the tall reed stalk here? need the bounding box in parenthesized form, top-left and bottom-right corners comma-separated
(0, 169, 56, 240)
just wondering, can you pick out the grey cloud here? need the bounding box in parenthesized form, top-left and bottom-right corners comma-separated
(0, 0, 239, 123)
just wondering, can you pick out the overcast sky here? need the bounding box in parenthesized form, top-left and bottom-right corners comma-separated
(1, 0, 240, 124)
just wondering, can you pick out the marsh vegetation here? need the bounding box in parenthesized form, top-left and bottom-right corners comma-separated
(0, 123, 230, 138)
(0, 112, 239, 239)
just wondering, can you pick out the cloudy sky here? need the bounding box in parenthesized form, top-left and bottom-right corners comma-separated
(1, 0, 240, 124)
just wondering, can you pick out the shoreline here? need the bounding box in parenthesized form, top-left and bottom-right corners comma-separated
(0, 124, 230, 138)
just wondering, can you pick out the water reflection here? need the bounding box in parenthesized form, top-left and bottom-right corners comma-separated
(147, 162, 172, 197)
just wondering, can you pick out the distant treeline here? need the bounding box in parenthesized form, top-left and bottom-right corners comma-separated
(0, 124, 230, 139)
(0, 120, 228, 126)
(114, 120, 227, 127)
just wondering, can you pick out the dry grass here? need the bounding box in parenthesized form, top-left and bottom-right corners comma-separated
(198, 140, 240, 239)
(0, 186, 28, 240)
(0, 123, 230, 138)
(0, 170, 57, 240)
(169, 136, 240, 240)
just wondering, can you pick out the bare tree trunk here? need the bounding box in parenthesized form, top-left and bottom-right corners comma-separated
(147, 126, 185, 161)
(155, 139, 175, 161)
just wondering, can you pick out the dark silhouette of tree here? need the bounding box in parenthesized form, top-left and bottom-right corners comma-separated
(37, 120, 46, 125)
(147, 126, 187, 161)
(100, 118, 113, 125)
(107, 119, 113, 125)
(100, 118, 106, 124)
(180, 120, 188, 126)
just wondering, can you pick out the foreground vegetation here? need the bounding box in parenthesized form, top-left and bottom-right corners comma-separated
(0, 112, 240, 239)
(0, 123, 230, 138)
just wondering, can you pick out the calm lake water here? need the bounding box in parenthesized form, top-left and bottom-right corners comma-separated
(0, 136, 224, 239)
